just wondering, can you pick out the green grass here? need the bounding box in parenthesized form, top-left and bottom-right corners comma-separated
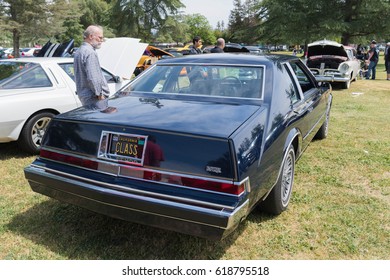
(0, 59, 389, 260)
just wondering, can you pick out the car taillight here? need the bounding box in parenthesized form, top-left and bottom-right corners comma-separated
(39, 149, 247, 195)
(40, 149, 98, 170)
(122, 166, 247, 195)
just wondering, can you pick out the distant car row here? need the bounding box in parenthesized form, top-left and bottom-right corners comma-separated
(0, 47, 41, 59)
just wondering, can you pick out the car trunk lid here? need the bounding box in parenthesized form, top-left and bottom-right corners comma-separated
(41, 96, 262, 188)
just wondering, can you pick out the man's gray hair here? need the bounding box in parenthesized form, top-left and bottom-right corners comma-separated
(83, 25, 103, 39)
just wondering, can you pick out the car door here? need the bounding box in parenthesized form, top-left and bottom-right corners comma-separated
(286, 59, 327, 148)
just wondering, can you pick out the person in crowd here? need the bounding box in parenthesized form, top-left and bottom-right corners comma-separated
(356, 44, 365, 60)
(365, 40, 379, 80)
(385, 42, 390, 80)
(74, 25, 110, 109)
(210, 38, 225, 53)
(189, 36, 203, 54)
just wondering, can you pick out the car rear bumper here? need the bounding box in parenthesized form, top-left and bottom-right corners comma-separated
(24, 164, 249, 240)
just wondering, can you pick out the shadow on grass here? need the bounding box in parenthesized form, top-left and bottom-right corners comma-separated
(7, 198, 274, 260)
(0, 142, 34, 160)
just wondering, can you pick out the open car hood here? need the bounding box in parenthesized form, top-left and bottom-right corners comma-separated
(307, 40, 348, 58)
(96, 38, 147, 79)
(36, 39, 74, 57)
(37, 38, 147, 80)
(146, 46, 174, 58)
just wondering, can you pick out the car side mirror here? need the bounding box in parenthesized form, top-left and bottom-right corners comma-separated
(113, 75, 121, 83)
(318, 81, 331, 89)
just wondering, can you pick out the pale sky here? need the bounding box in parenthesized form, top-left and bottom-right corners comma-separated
(179, 0, 234, 28)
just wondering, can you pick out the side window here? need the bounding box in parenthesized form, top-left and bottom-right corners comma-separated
(289, 60, 315, 94)
(59, 63, 75, 81)
(283, 64, 301, 104)
(2, 65, 52, 89)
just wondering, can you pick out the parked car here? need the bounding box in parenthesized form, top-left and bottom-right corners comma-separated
(21, 47, 40, 57)
(134, 45, 174, 76)
(0, 57, 129, 153)
(0, 48, 13, 59)
(24, 53, 332, 240)
(306, 39, 363, 89)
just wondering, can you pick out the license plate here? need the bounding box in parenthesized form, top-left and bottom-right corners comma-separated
(98, 131, 148, 166)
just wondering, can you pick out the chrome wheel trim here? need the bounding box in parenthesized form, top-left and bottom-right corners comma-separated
(31, 117, 51, 147)
(281, 150, 294, 207)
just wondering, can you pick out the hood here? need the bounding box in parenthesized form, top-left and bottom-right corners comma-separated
(146, 46, 174, 58)
(36, 39, 74, 57)
(307, 40, 347, 58)
(57, 95, 263, 138)
(96, 38, 147, 80)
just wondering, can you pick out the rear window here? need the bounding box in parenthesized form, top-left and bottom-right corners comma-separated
(124, 64, 264, 99)
(0, 62, 52, 89)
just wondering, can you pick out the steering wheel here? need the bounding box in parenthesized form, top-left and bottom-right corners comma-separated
(221, 76, 242, 87)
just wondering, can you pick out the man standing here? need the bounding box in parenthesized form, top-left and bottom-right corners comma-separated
(210, 38, 225, 53)
(365, 40, 379, 80)
(74, 25, 109, 109)
(189, 36, 203, 54)
(385, 42, 390, 80)
(383, 42, 390, 71)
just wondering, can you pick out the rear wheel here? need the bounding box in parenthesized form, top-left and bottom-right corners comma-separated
(18, 112, 55, 154)
(260, 145, 295, 215)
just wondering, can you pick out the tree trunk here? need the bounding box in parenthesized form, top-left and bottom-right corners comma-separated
(341, 33, 350, 46)
(13, 29, 20, 58)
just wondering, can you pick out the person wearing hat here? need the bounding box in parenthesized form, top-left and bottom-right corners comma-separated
(365, 40, 379, 80)
(385, 42, 390, 80)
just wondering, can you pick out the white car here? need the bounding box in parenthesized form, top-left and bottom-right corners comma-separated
(306, 40, 363, 89)
(0, 57, 130, 153)
(21, 47, 40, 57)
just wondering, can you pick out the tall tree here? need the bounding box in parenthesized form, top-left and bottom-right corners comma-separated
(155, 14, 190, 45)
(257, 0, 390, 45)
(228, 0, 260, 44)
(0, 0, 85, 54)
(1, 0, 49, 55)
(184, 13, 216, 45)
(110, 0, 184, 42)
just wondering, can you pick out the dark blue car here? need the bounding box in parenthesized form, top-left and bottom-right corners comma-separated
(24, 54, 332, 240)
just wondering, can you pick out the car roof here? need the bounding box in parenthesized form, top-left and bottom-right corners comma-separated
(155, 53, 294, 66)
(2, 57, 74, 63)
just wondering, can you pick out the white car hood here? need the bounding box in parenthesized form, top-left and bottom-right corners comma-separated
(96, 38, 147, 80)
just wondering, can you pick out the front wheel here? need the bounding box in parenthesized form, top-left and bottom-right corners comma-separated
(18, 112, 55, 154)
(260, 145, 295, 215)
(342, 77, 352, 89)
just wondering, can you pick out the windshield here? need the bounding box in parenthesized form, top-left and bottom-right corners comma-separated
(122, 64, 264, 99)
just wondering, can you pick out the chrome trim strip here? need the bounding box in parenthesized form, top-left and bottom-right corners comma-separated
(30, 163, 238, 211)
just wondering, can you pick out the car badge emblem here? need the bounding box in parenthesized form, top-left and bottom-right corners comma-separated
(206, 166, 222, 174)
